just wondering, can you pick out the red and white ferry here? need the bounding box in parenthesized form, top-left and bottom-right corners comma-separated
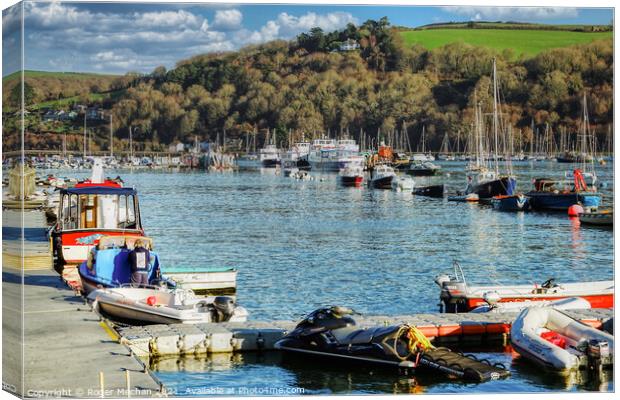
(435, 262, 614, 313)
(51, 162, 144, 276)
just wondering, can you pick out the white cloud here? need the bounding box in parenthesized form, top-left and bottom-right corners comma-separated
(15, 3, 360, 74)
(237, 11, 357, 46)
(276, 11, 357, 36)
(133, 10, 202, 30)
(442, 7, 579, 22)
(24, 0, 94, 29)
(212, 9, 243, 30)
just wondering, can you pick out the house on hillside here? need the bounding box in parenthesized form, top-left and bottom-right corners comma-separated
(43, 110, 57, 121)
(338, 39, 360, 52)
(86, 107, 105, 121)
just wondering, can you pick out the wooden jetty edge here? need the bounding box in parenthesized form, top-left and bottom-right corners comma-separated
(116, 309, 613, 358)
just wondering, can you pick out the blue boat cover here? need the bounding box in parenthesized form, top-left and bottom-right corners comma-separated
(61, 187, 136, 196)
(79, 248, 159, 286)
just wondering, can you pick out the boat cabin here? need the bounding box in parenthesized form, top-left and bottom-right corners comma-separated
(53, 181, 144, 268)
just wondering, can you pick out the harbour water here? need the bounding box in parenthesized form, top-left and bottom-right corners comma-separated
(50, 160, 614, 394)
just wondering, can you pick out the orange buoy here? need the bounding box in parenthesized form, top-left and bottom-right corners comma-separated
(568, 204, 584, 217)
(146, 296, 157, 306)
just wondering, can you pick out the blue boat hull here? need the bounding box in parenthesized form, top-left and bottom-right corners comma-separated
(470, 176, 517, 199)
(526, 192, 601, 210)
(492, 195, 530, 212)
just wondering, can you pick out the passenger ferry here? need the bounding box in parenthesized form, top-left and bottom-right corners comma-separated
(307, 138, 364, 172)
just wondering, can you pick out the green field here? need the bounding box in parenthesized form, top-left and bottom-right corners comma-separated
(30, 90, 124, 110)
(400, 29, 612, 58)
(2, 70, 118, 82)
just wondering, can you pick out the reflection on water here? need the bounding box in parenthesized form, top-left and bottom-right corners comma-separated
(150, 349, 613, 395)
(43, 160, 613, 394)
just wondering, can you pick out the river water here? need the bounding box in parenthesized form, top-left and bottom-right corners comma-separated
(59, 160, 614, 394)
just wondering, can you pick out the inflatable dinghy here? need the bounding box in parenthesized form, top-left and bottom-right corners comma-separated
(511, 306, 614, 374)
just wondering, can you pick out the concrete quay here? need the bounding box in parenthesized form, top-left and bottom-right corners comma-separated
(2, 268, 165, 398)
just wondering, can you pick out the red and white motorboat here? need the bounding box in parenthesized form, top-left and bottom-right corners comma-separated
(435, 262, 614, 313)
(50, 160, 144, 278)
(339, 166, 364, 187)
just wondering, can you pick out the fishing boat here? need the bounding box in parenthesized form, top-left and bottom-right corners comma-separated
(338, 166, 364, 187)
(435, 262, 613, 313)
(579, 210, 613, 226)
(491, 193, 530, 212)
(526, 172, 601, 211)
(391, 175, 414, 192)
(407, 161, 441, 176)
(50, 160, 145, 275)
(527, 95, 602, 211)
(369, 164, 396, 189)
(413, 184, 445, 198)
(89, 287, 248, 324)
(511, 306, 613, 373)
(275, 306, 510, 382)
(281, 141, 311, 172)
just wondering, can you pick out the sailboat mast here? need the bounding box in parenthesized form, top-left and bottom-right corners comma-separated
(492, 58, 500, 175)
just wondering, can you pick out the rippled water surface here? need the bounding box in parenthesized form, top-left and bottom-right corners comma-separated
(60, 161, 614, 394)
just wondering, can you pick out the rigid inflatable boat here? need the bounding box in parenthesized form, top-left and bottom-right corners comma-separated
(88, 287, 248, 324)
(436, 262, 613, 312)
(511, 306, 614, 374)
(471, 296, 591, 313)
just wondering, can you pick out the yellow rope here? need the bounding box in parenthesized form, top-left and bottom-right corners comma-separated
(406, 325, 435, 353)
(388, 324, 435, 361)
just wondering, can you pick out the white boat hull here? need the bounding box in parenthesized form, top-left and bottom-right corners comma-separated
(511, 306, 614, 373)
(164, 270, 237, 292)
(89, 287, 248, 324)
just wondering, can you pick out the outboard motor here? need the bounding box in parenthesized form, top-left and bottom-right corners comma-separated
(212, 296, 236, 322)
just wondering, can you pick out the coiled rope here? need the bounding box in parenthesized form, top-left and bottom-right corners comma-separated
(388, 324, 435, 361)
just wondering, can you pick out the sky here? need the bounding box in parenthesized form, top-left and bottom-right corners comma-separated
(1, 1, 614, 76)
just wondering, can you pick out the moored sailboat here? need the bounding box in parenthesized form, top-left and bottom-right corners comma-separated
(463, 60, 516, 199)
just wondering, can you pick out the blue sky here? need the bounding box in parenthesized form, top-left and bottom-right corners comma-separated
(2, 2, 614, 76)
